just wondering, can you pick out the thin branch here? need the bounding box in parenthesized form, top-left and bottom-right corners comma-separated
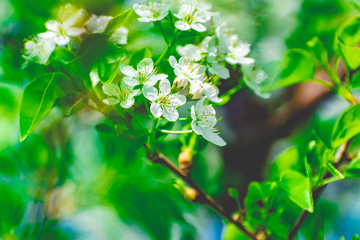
(145, 146, 257, 240)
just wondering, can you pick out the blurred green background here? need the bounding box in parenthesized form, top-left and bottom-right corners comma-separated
(1, 0, 360, 239)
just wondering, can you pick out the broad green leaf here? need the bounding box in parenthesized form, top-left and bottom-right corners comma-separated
(346, 158, 360, 178)
(307, 36, 329, 68)
(336, 17, 360, 70)
(267, 49, 315, 90)
(280, 170, 313, 212)
(129, 47, 152, 68)
(331, 104, 360, 147)
(104, 9, 133, 36)
(271, 146, 305, 180)
(350, 70, 360, 89)
(20, 73, 65, 141)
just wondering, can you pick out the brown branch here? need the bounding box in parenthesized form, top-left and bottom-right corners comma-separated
(145, 146, 257, 240)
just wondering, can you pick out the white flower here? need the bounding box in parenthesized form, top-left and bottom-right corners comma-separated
(120, 58, 167, 88)
(169, 56, 205, 86)
(174, 2, 211, 32)
(143, 79, 186, 121)
(202, 36, 230, 79)
(176, 44, 204, 62)
(102, 82, 141, 108)
(85, 15, 113, 33)
(133, 1, 169, 22)
(242, 64, 270, 99)
(23, 37, 56, 65)
(191, 97, 226, 146)
(38, 5, 87, 45)
(188, 75, 221, 102)
(226, 35, 254, 65)
(110, 27, 129, 45)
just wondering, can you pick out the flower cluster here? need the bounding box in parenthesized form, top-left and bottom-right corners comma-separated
(23, 1, 265, 147)
(22, 4, 129, 65)
(102, 56, 225, 146)
(133, 0, 212, 32)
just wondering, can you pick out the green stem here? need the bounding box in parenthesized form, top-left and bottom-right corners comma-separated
(310, 78, 335, 90)
(150, 118, 159, 152)
(160, 129, 193, 134)
(155, 30, 178, 67)
(156, 21, 169, 45)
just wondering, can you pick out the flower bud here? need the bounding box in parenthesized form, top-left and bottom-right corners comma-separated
(178, 148, 193, 176)
(184, 187, 199, 202)
(172, 76, 188, 92)
(188, 81, 204, 100)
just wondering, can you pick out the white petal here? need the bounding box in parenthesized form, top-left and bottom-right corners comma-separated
(138, 58, 153, 73)
(159, 79, 171, 96)
(138, 17, 153, 23)
(142, 85, 158, 102)
(38, 31, 56, 39)
(169, 94, 186, 106)
(191, 121, 202, 135)
(150, 102, 163, 118)
(169, 55, 177, 68)
(103, 83, 121, 97)
(90, 71, 100, 86)
(201, 128, 226, 146)
(120, 65, 137, 77)
(203, 83, 222, 103)
(103, 98, 120, 105)
(175, 21, 191, 31)
(132, 89, 141, 97)
(238, 57, 255, 65)
(191, 23, 206, 32)
(163, 106, 179, 122)
(209, 63, 230, 79)
(148, 74, 168, 86)
(67, 27, 86, 36)
(45, 20, 59, 32)
(55, 35, 70, 46)
(120, 97, 135, 108)
(123, 76, 139, 87)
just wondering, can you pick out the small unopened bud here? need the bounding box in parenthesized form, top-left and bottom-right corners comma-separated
(232, 212, 241, 222)
(188, 81, 204, 100)
(184, 187, 199, 202)
(255, 231, 266, 240)
(172, 76, 188, 92)
(178, 148, 193, 176)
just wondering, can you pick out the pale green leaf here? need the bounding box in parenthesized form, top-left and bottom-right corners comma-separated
(331, 104, 360, 147)
(280, 170, 314, 212)
(20, 73, 65, 141)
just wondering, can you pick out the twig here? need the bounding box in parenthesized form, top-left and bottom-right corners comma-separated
(145, 146, 257, 240)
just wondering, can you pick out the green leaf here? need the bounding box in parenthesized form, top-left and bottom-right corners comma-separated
(336, 17, 360, 70)
(267, 49, 315, 90)
(307, 36, 329, 68)
(271, 146, 306, 180)
(331, 104, 360, 147)
(351, 0, 360, 12)
(100, 59, 122, 85)
(325, 160, 344, 179)
(129, 47, 152, 68)
(20, 73, 65, 141)
(346, 158, 360, 178)
(104, 9, 133, 36)
(280, 170, 314, 212)
(351, 70, 360, 89)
